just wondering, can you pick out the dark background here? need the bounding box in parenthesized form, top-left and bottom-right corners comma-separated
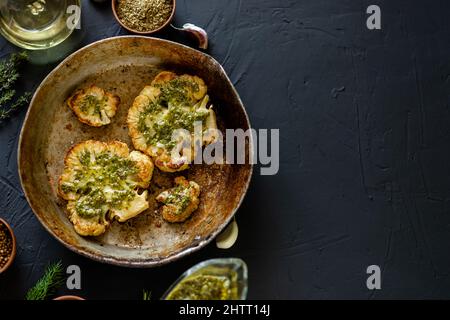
(1, 0, 450, 299)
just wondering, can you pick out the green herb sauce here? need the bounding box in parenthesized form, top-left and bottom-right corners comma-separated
(61, 151, 138, 218)
(80, 95, 106, 117)
(166, 275, 236, 300)
(156, 78, 200, 106)
(161, 185, 193, 215)
(137, 78, 209, 149)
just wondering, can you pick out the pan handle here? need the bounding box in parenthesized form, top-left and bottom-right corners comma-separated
(170, 23, 208, 50)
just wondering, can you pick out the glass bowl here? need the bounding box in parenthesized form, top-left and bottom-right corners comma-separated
(0, 0, 81, 50)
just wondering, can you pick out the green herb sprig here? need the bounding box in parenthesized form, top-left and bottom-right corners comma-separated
(25, 261, 64, 300)
(0, 52, 31, 124)
(143, 289, 152, 300)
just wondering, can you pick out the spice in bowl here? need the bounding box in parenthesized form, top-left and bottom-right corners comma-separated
(0, 219, 15, 272)
(115, 0, 174, 33)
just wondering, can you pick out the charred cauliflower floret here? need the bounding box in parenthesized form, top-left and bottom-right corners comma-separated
(67, 85, 120, 127)
(127, 71, 218, 172)
(58, 140, 154, 236)
(67, 201, 108, 237)
(156, 176, 201, 223)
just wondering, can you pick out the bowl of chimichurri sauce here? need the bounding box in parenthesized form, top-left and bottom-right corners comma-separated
(162, 258, 248, 300)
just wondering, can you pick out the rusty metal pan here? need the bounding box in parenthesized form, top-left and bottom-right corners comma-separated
(18, 36, 253, 267)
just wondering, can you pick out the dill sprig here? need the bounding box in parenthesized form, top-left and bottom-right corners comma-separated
(25, 261, 64, 300)
(0, 52, 31, 124)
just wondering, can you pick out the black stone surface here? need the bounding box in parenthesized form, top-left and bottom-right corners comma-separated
(1, 0, 450, 299)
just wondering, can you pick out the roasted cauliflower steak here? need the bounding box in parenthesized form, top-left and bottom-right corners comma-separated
(58, 140, 154, 236)
(127, 71, 219, 172)
(67, 85, 120, 127)
(156, 176, 201, 223)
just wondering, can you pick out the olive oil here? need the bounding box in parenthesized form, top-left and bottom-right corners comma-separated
(0, 0, 81, 50)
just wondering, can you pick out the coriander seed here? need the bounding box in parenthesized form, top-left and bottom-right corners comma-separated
(116, 0, 173, 33)
(0, 222, 13, 270)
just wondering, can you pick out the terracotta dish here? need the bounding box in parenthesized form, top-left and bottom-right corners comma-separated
(54, 295, 85, 300)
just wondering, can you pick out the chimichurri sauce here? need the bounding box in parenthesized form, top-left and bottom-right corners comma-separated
(137, 78, 209, 149)
(166, 274, 238, 300)
(61, 151, 138, 218)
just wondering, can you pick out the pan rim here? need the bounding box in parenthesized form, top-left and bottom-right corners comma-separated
(18, 36, 254, 267)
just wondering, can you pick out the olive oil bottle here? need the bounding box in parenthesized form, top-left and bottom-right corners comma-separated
(0, 0, 81, 50)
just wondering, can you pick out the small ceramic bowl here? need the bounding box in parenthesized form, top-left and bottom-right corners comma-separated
(112, 0, 176, 35)
(0, 218, 16, 274)
(162, 258, 248, 300)
(54, 295, 85, 300)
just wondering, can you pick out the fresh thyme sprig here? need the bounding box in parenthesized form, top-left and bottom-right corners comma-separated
(25, 261, 64, 300)
(0, 52, 31, 124)
(0, 92, 32, 122)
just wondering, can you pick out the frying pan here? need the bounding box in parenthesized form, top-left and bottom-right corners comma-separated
(18, 36, 253, 267)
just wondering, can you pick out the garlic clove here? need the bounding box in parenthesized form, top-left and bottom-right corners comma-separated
(172, 23, 208, 50)
(216, 219, 238, 249)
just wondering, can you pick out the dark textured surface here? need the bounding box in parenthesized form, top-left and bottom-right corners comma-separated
(1, 0, 450, 299)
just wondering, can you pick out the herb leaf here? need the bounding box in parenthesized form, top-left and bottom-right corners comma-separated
(143, 289, 152, 300)
(0, 92, 31, 123)
(25, 261, 64, 300)
(0, 52, 31, 125)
